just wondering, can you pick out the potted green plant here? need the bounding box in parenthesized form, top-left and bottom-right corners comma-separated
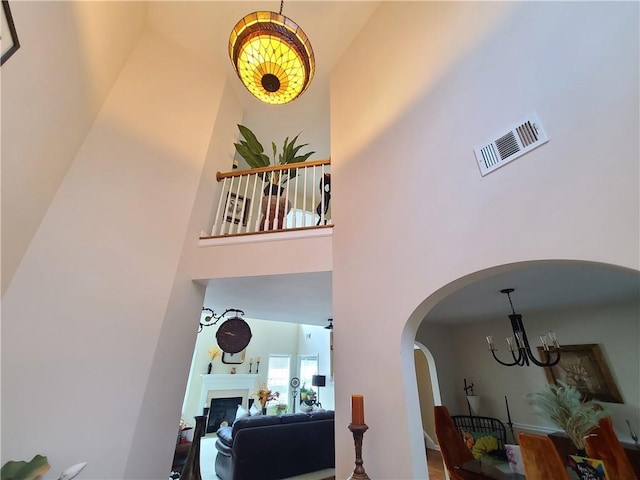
(233, 125, 315, 230)
(233, 124, 315, 194)
(527, 381, 608, 452)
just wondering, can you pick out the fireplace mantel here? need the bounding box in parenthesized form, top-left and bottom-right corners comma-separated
(199, 374, 258, 411)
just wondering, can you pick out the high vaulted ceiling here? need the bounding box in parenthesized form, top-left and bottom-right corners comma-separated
(158, 3, 639, 328)
(146, 1, 381, 159)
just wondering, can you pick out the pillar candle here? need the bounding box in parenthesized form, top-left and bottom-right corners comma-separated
(351, 394, 365, 425)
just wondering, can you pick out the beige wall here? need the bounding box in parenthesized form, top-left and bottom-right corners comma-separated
(331, 2, 638, 478)
(1, 1, 147, 295)
(1, 25, 238, 480)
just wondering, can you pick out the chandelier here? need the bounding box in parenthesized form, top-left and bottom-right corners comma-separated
(229, 1, 315, 105)
(486, 288, 561, 367)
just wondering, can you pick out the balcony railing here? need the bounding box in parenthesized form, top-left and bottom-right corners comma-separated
(204, 159, 332, 238)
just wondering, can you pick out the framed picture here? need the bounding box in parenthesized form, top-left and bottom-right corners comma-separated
(1, 1, 20, 65)
(222, 349, 246, 365)
(537, 343, 623, 403)
(225, 192, 250, 226)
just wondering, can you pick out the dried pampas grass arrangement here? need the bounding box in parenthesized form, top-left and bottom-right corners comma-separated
(527, 381, 608, 451)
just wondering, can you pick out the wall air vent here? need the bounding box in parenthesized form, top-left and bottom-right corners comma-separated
(474, 114, 548, 176)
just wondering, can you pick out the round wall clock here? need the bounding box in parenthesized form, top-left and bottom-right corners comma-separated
(216, 316, 252, 354)
(290, 377, 300, 389)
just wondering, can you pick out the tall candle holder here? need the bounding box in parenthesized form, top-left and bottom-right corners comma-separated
(347, 423, 371, 480)
(256, 360, 260, 374)
(249, 361, 253, 373)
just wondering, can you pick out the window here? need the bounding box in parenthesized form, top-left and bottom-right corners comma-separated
(267, 355, 290, 406)
(298, 354, 319, 393)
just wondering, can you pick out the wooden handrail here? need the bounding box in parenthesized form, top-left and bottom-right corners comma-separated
(216, 158, 331, 182)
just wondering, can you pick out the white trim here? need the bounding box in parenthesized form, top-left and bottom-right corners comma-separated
(198, 227, 332, 247)
(511, 422, 557, 435)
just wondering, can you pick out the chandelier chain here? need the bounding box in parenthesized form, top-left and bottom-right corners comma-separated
(279, 0, 284, 15)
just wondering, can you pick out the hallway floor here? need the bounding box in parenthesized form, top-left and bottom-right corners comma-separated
(426, 449, 446, 480)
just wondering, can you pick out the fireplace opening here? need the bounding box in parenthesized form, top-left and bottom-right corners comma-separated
(208, 396, 242, 433)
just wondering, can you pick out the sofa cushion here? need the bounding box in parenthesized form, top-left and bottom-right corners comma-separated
(234, 405, 250, 421)
(309, 410, 334, 421)
(216, 426, 234, 448)
(278, 413, 311, 425)
(232, 414, 280, 437)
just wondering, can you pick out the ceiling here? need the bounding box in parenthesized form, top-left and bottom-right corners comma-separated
(204, 262, 639, 328)
(146, 1, 380, 147)
(154, 3, 639, 327)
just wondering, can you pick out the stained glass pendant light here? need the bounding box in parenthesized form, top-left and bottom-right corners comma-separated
(229, 1, 315, 105)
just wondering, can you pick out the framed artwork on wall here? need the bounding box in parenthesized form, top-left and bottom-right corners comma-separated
(1, 1, 20, 65)
(222, 349, 246, 365)
(537, 343, 623, 403)
(225, 192, 250, 226)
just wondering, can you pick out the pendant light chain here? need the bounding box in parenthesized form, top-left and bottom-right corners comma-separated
(279, 0, 284, 15)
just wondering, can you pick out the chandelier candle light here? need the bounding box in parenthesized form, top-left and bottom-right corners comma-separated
(229, 1, 315, 105)
(486, 288, 561, 367)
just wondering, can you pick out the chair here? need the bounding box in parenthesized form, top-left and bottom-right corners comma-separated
(585, 416, 636, 480)
(434, 406, 492, 480)
(518, 432, 570, 480)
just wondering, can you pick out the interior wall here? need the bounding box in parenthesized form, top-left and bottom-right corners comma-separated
(1, 26, 235, 480)
(330, 2, 639, 479)
(1, 1, 147, 295)
(414, 350, 436, 446)
(446, 300, 640, 442)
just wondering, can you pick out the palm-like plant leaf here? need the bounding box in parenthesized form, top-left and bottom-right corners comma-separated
(233, 125, 314, 186)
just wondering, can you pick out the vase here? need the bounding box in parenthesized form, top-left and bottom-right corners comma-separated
(180, 415, 206, 480)
(207, 362, 212, 374)
(259, 185, 291, 231)
(262, 406, 267, 415)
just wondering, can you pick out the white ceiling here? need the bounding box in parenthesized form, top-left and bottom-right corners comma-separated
(151, 3, 639, 327)
(204, 272, 333, 326)
(146, 1, 380, 134)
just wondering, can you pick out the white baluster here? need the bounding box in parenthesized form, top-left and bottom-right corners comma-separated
(293, 170, 299, 228)
(212, 177, 229, 236)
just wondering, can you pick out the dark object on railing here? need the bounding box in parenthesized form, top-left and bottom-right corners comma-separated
(316, 173, 331, 225)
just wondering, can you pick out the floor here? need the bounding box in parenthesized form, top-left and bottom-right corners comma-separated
(426, 449, 447, 480)
(199, 433, 336, 480)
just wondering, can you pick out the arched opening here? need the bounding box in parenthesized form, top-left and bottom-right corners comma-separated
(407, 259, 639, 478)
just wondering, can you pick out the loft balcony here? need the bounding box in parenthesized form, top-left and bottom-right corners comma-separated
(200, 159, 332, 243)
(194, 160, 333, 281)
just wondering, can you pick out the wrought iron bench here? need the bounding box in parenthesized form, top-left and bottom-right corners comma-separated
(451, 415, 508, 460)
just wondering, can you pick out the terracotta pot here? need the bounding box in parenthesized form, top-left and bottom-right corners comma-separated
(260, 186, 291, 231)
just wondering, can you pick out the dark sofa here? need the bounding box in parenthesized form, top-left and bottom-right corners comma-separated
(214, 410, 335, 480)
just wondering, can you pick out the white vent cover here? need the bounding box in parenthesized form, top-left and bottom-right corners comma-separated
(474, 114, 548, 176)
